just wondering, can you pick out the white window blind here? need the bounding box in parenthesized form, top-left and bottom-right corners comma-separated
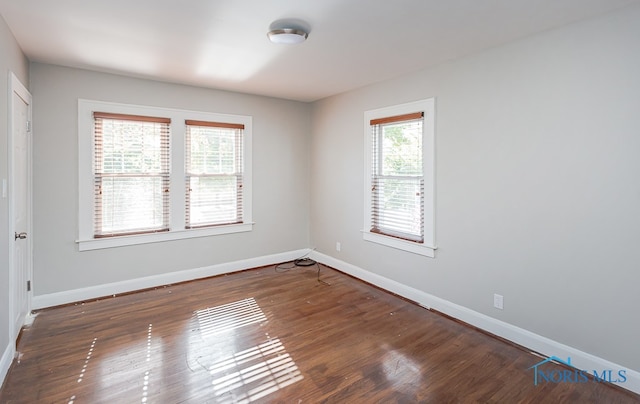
(370, 112, 424, 243)
(93, 112, 170, 237)
(185, 120, 244, 228)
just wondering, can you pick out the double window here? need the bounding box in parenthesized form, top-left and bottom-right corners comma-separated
(364, 99, 435, 257)
(78, 100, 252, 251)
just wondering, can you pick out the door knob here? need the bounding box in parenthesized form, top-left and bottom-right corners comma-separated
(14, 232, 27, 240)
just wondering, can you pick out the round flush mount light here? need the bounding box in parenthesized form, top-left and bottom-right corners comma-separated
(267, 28, 309, 44)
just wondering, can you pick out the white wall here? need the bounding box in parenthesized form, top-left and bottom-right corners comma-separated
(30, 64, 311, 296)
(0, 13, 29, 380)
(310, 5, 640, 373)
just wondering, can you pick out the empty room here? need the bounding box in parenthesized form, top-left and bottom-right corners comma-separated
(1, 0, 639, 402)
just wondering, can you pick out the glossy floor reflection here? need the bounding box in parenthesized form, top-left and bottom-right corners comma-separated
(1, 264, 638, 403)
(195, 297, 267, 337)
(209, 338, 303, 403)
(192, 297, 303, 402)
(68, 337, 97, 403)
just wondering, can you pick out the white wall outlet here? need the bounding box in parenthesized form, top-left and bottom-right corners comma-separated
(494, 294, 504, 310)
(336, 241, 341, 252)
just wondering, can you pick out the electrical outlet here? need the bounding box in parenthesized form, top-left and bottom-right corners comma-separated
(493, 294, 504, 310)
(336, 242, 341, 252)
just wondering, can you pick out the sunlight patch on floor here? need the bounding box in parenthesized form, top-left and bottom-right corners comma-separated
(68, 337, 98, 404)
(195, 298, 267, 337)
(141, 323, 153, 403)
(95, 323, 164, 400)
(209, 338, 303, 403)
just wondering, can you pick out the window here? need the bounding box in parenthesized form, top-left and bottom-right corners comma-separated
(364, 99, 436, 257)
(370, 112, 424, 242)
(185, 120, 244, 228)
(78, 100, 252, 251)
(93, 112, 170, 237)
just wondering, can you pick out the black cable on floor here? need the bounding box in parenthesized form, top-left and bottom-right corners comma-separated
(315, 262, 330, 286)
(274, 254, 330, 285)
(294, 258, 316, 267)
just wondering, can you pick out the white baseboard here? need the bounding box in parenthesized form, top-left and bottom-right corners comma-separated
(310, 251, 640, 396)
(0, 342, 15, 389)
(32, 249, 309, 310)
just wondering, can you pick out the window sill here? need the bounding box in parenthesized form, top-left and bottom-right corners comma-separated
(362, 231, 436, 258)
(77, 223, 254, 251)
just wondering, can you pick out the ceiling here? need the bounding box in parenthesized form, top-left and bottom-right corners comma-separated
(1, 0, 638, 102)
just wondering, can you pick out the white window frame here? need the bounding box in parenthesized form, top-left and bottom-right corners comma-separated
(363, 98, 436, 258)
(78, 99, 253, 251)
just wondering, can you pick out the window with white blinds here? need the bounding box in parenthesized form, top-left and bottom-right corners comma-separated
(78, 99, 253, 251)
(364, 99, 435, 257)
(185, 120, 244, 228)
(93, 112, 170, 237)
(370, 112, 424, 242)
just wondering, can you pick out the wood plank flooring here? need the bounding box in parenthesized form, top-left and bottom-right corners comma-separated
(1, 263, 638, 403)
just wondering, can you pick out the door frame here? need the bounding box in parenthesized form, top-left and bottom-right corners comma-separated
(8, 71, 33, 343)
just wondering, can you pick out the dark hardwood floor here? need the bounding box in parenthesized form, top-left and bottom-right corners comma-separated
(1, 263, 638, 403)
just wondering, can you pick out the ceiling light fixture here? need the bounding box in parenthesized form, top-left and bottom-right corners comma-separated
(267, 28, 308, 44)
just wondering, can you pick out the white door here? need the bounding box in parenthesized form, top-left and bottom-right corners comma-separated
(9, 73, 32, 342)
